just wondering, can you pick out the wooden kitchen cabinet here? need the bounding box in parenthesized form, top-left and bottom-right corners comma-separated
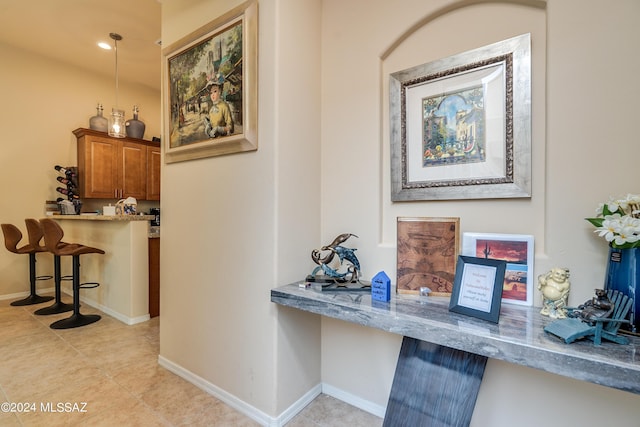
(74, 128, 160, 200)
(146, 145, 161, 201)
(148, 237, 160, 318)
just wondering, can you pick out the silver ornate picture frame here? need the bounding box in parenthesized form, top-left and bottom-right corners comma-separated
(390, 34, 531, 201)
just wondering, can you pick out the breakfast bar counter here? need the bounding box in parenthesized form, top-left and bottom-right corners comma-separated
(49, 214, 154, 324)
(54, 214, 155, 221)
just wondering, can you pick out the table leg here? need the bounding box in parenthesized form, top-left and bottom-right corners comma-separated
(383, 337, 487, 427)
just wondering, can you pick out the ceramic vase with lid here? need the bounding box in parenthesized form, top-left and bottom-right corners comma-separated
(125, 105, 146, 139)
(89, 103, 108, 132)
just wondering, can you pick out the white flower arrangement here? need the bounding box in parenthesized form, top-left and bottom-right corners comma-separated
(586, 194, 640, 249)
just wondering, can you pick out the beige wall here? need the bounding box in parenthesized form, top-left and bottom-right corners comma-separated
(0, 42, 160, 297)
(159, 0, 640, 424)
(159, 0, 322, 419)
(320, 0, 547, 412)
(2, 0, 633, 424)
(320, 0, 640, 425)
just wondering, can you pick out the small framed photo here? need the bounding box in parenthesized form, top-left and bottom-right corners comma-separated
(461, 232, 534, 306)
(397, 217, 460, 296)
(449, 255, 506, 323)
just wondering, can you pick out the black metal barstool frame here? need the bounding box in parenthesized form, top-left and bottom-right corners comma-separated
(33, 254, 74, 315)
(39, 218, 104, 329)
(1, 221, 54, 307)
(11, 252, 54, 306)
(49, 254, 101, 329)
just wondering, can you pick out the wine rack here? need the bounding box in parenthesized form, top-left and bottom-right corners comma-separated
(54, 165, 81, 214)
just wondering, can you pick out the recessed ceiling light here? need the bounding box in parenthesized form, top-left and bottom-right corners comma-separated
(98, 42, 112, 50)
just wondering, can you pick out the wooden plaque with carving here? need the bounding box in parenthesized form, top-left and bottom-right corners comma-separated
(396, 217, 460, 296)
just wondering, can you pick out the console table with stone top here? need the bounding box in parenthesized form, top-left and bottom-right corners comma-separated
(271, 281, 640, 426)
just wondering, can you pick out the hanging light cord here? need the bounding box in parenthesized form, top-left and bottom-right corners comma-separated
(110, 33, 123, 109)
(114, 38, 118, 108)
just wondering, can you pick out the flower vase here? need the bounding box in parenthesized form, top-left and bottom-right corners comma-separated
(604, 246, 640, 334)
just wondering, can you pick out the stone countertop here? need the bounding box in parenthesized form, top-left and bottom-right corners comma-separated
(50, 214, 155, 221)
(271, 281, 640, 395)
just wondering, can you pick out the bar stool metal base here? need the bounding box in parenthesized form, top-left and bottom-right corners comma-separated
(50, 313, 101, 329)
(34, 301, 74, 315)
(10, 254, 54, 306)
(10, 294, 54, 306)
(49, 255, 101, 329)
(34, 258, 72, 315)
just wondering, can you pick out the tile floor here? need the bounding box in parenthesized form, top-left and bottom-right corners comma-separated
(0, 296, 383, 426)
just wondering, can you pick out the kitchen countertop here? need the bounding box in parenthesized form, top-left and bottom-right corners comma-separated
(50, 214, 155, 221)
(50, 214, 160, 238)
(271, 281, 640, 395)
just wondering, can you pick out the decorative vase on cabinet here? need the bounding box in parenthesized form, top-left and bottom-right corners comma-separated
(604, 246, 639, 334)
(125, 105, 146, 139)
(89, 103, 108, 132)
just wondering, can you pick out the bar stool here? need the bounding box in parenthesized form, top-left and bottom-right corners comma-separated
(33, 218, 74, 315)
(40, 218, 105, 329)
(1, 220, 54, 306)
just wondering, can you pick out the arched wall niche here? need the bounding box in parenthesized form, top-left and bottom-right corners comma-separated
(379, 0, 547, 276)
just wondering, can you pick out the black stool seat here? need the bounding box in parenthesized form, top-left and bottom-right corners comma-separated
(40, 219, 105, 329)
(1, 220, 54, 306)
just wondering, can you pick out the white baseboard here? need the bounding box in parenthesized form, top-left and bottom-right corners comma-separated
(157, 355, 385, 426)
(0, 291, 30, 301)
(0, 286, 55, 301)
(158, 355, 279, 426)
(79, 295, 150, 325)
(275, 384, 322, 426)
(321, 383, 387, 419)
(1, 288, 149, 325)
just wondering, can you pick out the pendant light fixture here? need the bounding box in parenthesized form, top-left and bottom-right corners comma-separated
(108, 32, 126, 138)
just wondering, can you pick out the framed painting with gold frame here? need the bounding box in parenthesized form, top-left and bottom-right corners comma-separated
(162, 0, 258, 163)
(396, 217, 460, 296)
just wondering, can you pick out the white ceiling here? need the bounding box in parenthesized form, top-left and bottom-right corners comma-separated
(0, 0, 162, 91)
